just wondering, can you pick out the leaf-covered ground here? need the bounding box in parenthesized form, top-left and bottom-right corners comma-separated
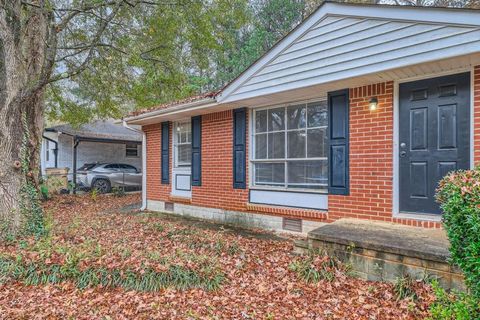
(0, 194, 435, 319)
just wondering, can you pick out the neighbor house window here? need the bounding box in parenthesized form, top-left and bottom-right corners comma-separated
(174, 121, 191, 167)
(252, 101, 328, 190)
(126, 143, 139, 157)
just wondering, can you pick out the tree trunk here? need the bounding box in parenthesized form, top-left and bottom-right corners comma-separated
(0, 1, 49, 236)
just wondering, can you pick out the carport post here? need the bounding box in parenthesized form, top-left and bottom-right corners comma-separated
(72, 137, 79, 194)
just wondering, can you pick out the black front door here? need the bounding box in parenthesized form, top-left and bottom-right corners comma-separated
(399, 72, 470, 214)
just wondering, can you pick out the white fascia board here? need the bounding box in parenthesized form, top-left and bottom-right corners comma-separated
(124, 97, 217, 125)
(216, 2, 480, 103)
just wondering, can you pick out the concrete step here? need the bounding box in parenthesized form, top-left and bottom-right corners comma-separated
(299, 218, 464, 291)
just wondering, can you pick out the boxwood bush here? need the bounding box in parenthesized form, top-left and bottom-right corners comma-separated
(436, 167, 480, 299)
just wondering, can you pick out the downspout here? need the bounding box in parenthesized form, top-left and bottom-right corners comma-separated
(73, 137, 79, 195)
(42, 134, 58, 168)
(122, 120, 147, 211)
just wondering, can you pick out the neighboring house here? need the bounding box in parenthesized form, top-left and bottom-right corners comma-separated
(125, 2, 480, 234)
(41, 120, 142, 178)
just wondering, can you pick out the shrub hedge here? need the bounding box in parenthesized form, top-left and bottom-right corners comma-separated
(436, 167, 480, 299)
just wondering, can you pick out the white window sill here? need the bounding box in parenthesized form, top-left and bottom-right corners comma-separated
(249, 186, 328, 194)
(249, 189, 328, 210)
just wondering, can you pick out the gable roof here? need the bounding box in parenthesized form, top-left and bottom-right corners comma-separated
(46, 120, 142, 142)
(216, 1, 480, 103)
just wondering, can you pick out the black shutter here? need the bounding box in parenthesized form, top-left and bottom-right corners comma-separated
(191, 116, 202, 186)
(233, 108, 247, 189)
(328, 89, 349, 195)
(161, 121, 170, 184)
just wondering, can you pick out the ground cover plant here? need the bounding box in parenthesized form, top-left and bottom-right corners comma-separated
(0, 193, 436, 319)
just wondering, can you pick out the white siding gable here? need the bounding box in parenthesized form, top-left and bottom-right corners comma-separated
(217, 3, 480, 103)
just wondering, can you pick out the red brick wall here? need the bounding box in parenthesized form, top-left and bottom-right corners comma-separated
(474, 66, 480, 165)
(144, 69, 480, 229)
(143, 110, 327, 220)
(328, 82, 395, 222)
(191, 110, 249, 211)
(143, 123, 171, 202)
(328, 82, 442, 228)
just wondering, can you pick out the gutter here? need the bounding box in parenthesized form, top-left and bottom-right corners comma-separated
(124, 97, 217, 124)
(122, 120, 147, 211)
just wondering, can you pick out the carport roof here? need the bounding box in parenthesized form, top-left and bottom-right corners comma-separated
(45, 120, 142, 142)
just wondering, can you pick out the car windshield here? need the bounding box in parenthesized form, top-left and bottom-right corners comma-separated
(78, 163, 98, 171)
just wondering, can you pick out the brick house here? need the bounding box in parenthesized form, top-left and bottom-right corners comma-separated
(125, 2, 480, 235)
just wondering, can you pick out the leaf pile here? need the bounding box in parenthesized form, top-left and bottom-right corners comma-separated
(0, 194, 435, 319)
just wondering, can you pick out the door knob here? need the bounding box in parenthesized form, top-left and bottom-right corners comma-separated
(400, 142, 406, 148)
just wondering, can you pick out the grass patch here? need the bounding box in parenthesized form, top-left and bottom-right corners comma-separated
(289, 250, 344, 283)
(393, 274, 418, 301)
(0, 256, 224, 291)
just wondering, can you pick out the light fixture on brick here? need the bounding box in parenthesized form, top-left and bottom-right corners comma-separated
(368, 97, 378, 111)
(369, 97, 378, 111)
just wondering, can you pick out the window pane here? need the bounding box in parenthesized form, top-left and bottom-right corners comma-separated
(255, 163, 285, 186)
(255, 110, 267, 133)
(255, 134, 267, 159)
(268, 107, 285, 131)
(177, 122, 191, 143)
(287, 130, 306, 158)
(307, 101, 328, 127)
(268, 132, 285, 159)
(307, 128, 327, 158)
(178, 144, 191, 165)
(287, 105, 306, 129)
(287, 160, 328, 188)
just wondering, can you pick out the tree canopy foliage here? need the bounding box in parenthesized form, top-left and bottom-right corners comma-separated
(45, 0, 249, 126)
(45, 0, 479, 126)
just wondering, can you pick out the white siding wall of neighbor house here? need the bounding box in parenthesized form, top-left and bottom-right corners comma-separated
(218, 4, 480, 103)
(45, 135, 142, 173)
(40, 139, 57, 175)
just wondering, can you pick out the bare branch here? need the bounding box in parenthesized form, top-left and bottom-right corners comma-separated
(48, 2, 124, 83)
(58, 43, 127, 54)
(20, 1, 124, 101)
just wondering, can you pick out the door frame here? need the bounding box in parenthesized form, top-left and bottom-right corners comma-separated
(392, 67, 475, 221)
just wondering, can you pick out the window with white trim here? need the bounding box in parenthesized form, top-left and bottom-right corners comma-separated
(252, 100, 328, 190)
(174, 121, 191, 167)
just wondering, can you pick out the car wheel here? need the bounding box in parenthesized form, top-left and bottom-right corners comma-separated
(92, 179, 111, 194)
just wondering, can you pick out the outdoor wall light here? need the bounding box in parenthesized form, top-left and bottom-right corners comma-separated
(369, 97, 378, 111)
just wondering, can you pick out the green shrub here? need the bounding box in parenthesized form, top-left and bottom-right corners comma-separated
(428, 280, 480, 320)
(40, 184, 50, 201)
(436, 167, 480, 299)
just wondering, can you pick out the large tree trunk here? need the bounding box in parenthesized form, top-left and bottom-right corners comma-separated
(0, 1, 49, 236)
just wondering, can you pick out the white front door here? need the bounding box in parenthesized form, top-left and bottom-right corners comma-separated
(172, 121, 192, 198)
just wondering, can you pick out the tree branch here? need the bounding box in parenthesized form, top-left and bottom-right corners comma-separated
(20, 1, 124, 101)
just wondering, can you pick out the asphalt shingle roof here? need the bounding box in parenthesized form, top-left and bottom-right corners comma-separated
(46, 120, 142, 142)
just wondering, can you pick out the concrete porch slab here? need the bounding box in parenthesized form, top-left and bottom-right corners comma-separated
(308, 218, 450, 262)
(302, 218, 464, 290)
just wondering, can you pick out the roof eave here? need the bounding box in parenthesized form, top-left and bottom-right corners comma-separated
(124, 97, 217, 125)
